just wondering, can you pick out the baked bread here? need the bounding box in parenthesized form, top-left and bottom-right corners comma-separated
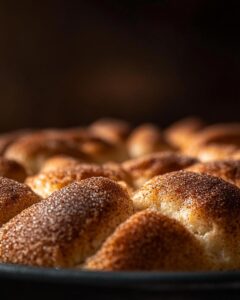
(185, 123, 240, 156)
(79, 136, 127, 163)
(4, 132, 86, 175)
(187, 160, 240, 188)
(122, 151, 197, 188)
(189, 144, 240, 162)
(0, 157, 27, 182)
(40, 155, 82, 173)
(0, 177, 133, 267)
(0, 119, 240, 272)
(0, 177, 40, 226)
(127, 124, 172, 158)
(26, 163, 132, 198)
(133, 171, 240, 269)
(88, 118, 131, 144)
(85, 210, 209, 271)
(165, 117, 205, 149)
(0, 129, 33, 155)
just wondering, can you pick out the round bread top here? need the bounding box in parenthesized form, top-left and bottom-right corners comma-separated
(133, 170, 240, 233)
(26, 163, 131, 198)
(0, 177, 40, 225)
(186, 123, 240, 154)
(122, 151, 197, 187)
(89, 118, 131, 144)
(85, 209, 208, 271)
(40, 155, 81, 173)
(127, 124, 171, 158)
(165, 117, 205, 149)
(0, 157, 27, 182)
(0, 130, 34, 155)
(4, 133, 86, 174)
(0, 177, 133, 267)
(189, 144, 240, 162)
(187, 160, 240, 188)
(79, 135, 127, 163)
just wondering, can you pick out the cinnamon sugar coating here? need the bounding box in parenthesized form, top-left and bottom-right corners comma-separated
(1, 120, 240, 271)
(40, 155, 82, 173)
(187, 160, 240, 188)
(133, 171, 240, 269)
(165, 117, 205, 149)
(189, 144, 240, 162)
(122, 151, 197, 188)
(127, 124, 172, 158)
(0, 177, 133, 267)
(89, 118, 131, 144)
(0, 129, 33, 155)
(0, 177, 40, 226)
(26, 163, 132, 198)
(0, 157, 27, 182)
(85, 210, 209, 271)
(4, 133, 86, 175)
(185, 123, 240, 156)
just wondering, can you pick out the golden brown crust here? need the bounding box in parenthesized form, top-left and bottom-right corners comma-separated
(4, 133, 86, 175)
(133, 171, 240, 269)
(122, 151, 197, 188)
(26, 163, 132, 198)
(79, 136, 128, 163)
(0, 177, 134, 267)
(133, 170, 240, 227)
(2, 121, 240, 271)
(89, 118, 131, 144)
(185, 123, 240, 156)
(53, 127, 128, 162)
(187, 160, 240, 188)
(0, 177, 40, 226)
(85, 210, 208, 271)
(0, 129, 33, 155)
(189, 144, 240, 162)
(165, 117, 205, 149)
(40, 155, 82, 173)
(0, 157, 27, 182)
(127, 124, 172, 158)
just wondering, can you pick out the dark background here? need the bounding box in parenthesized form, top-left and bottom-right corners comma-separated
(0, 0, 240, 131)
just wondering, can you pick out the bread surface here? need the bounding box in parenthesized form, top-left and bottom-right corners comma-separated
(1, 119, 240, 271)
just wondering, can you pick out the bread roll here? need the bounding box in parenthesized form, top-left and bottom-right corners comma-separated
(0, 129, 33, 155)
(79, 136, 127, 163)
(26, 163, 132, 198)
(187, 160, 240, 188)
(185, 123, 240, 156)
(85, 210, 209, 271)
(89, 118, 130, 144)
(40, 155, 81, 173)
(127, 124, 172, 158)
(122, 151, 197, 188)
(0, 157, 27, 182)
(190, 144, 240, 162)
(4, 133, 86, 175)
(165, 117, 205, 149)
(0, 177, 40, 226)
(133, 171, 240, 269)
(0, 177, 133, 267)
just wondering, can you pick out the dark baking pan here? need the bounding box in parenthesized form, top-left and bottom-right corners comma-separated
(1, 263, 240, 300)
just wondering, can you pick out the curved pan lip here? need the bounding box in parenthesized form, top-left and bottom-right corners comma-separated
(0, 263, 240, 290)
